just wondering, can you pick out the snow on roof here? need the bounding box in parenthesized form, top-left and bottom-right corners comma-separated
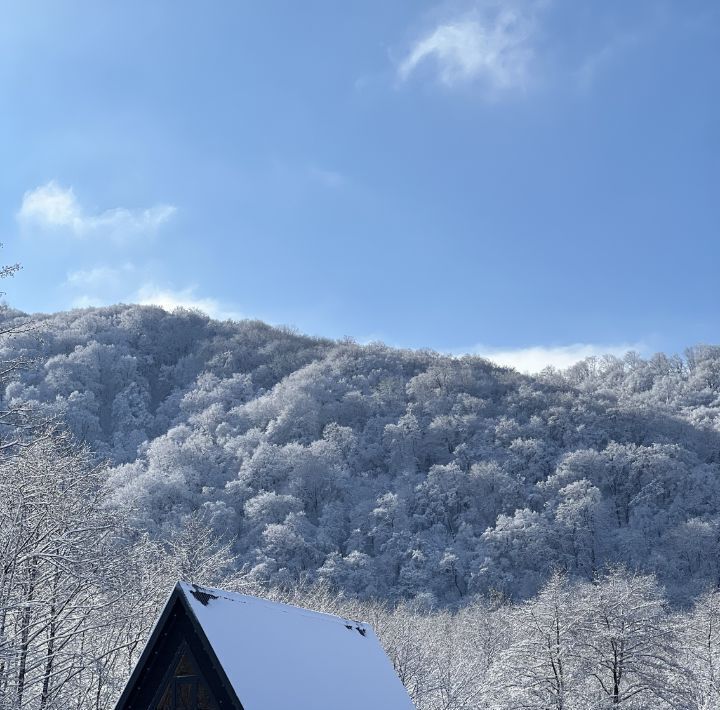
(177, 582, 415, 710)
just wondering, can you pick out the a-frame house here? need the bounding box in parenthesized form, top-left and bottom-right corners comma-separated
(114, 582, 415, 710)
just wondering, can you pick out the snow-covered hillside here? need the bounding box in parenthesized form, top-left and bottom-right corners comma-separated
(3, 304, 720, 602)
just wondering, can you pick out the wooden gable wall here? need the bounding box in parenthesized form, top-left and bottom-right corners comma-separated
(114, 594, 243, 710)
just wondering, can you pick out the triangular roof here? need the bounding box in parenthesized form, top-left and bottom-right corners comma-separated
(115, 581, 415, 710)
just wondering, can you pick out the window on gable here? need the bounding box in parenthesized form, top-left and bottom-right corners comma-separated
(156, 650, 217, 710)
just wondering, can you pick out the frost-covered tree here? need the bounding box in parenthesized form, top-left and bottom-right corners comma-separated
(574, 570, 680, 708)
(680, 589, 720, 710)
(0, 434, 121, 709)
(492, 571, 580, 709)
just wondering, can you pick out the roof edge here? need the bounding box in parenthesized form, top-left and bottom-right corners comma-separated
(112, 583, 184, 710)
(176, 583, 245, 710)
(176, 580, 369, 630)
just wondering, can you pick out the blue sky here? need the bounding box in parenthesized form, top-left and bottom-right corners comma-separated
(1, 0, 718, 370)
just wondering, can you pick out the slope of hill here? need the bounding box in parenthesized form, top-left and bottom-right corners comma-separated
(3, 304, 720, 603)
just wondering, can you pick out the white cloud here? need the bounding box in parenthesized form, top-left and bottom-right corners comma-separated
(134, 284, 241, 321)
(398, 6, 534, 91)
(17, 181, 175, 240)
(460, 342, 642, 373)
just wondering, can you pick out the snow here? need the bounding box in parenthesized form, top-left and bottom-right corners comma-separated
(177, 582, 415, 710)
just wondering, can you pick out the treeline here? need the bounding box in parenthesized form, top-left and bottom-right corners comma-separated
(1, 433, 719, 709)
(2, 304, 720, 603)
(312, 570, 720, 710)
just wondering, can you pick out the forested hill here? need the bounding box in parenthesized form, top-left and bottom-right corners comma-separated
(3, 304, 720, 603)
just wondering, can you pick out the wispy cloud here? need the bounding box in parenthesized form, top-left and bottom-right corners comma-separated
(459, 342, 642, 373)
(134, 284, 241, 321)
(64, 263, 240, 321)
(66, 263, 136, 290)
(17, 181, 175, 241)
(267, 161, 349, 196)
(398, 4, 536, 93)
(65, 263, 138, 309)
(70, 294, 107, 309)
(307, 166, 347, 189)
(576, 32, 642, 91)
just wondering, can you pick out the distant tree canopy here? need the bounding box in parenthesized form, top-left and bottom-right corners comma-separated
(2, 304, 720, 603)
